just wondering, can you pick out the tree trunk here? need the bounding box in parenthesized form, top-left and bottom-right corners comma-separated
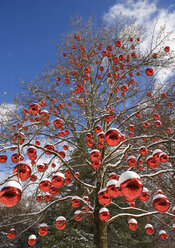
(93, 186, 108, 248)
(93, 215, 108, 248)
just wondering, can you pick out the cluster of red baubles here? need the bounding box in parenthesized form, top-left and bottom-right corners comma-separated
(87, 127, 125, 169)
(146, 149, 169, 169)
(97, 171, 143, 213)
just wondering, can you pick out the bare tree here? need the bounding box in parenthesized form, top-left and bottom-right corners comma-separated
(0, 17, 175, 248)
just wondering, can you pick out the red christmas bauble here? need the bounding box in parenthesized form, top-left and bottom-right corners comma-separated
(159, 230, 167, 240)
(0, 177, 22, 207)
(127, 156, 137, 167)
(39, 178, 51, 192)
(8, 228, 16, 239)
(139, 187, 149, 202)
(38, 223, 48, 236)
(98, 188, 112, 206)
(90, 149, 101, 162)
(153, 194, 170, 212)
(56, 216, 66, 230)
(119, 171, 143, 199)
(107, 180, 119, 198)
(28, 234, 36, 246)
(145, 224, 154, 235)
(29, 103, 41, 115)
(13, 162, 31, 181)
(74, 210, 83, 221)
(105, 128, 121, 146)
(99, 207, 110, 221)
(52, 172, 65, 188)
(128, 218, 138, 231)
(72, 196, 81, 207)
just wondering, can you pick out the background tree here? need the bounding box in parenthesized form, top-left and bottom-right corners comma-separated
(0, 17, 175, 248)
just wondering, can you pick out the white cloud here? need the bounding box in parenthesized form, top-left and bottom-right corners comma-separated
(104, 0, 175, 90)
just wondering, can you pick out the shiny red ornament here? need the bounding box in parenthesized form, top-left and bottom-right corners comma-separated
(154, 120, 162, 128)
(159, 230, 167, 240)
(90, 149, 101, 162)
(115, 40, 122, 47)
(39, 178, 51, 192)
(153, 149, 162, 163)
(30, 174, 37, 182)
(65, 178, 72, 184)
(98, 188, 112, 206)
(105, 128, 121, 146)
(153, 113, 160, 120)
(37, 163, 48, 172)
(153, 194, 170, 212)
(38, 98, 46, 106)
(12, 132, 25, 145)
(53, 118, 63, 128)
(40, 110, 49, 121)
(87, 140, 94, 147)
(0, 155, 7, 163)
(146, 156, 159, 168)
(167, 128, 172, 134)
(13, 162, 31, 181)
(127, 156, 137, 167)
(36, 195, 43, 202)
(107, 180, 119, 198)
(143, 121, 150, 128)
(145, 224, 154, 235)
(75, 172, 80, 178)
(0, 177, 22, 207)
(29, 103, 41, 116)
(11, 153, 24, 164)
(99, 207, 110, 221)
(146, 68, 154, 76)
(139, 146, 148, 156)
(128, 125, 134, 131)
(95, 125, 102, 133)
(44, 194, 52, 202)
(128, 218, 138, 231)
(139, 187, 149, 202)
(159, 152, 169, 163)
(91, 161, 101, 169)
(74, 210, 83, 221)
(44, 143, 54, 155)
(8, 228, 16, 239)
(164, 46, 170, 52)
(38, 223, 48, 236)
(98, 132, 105, 142)
(119, 171, 143, 199)
(28, 234, 36, 246)
(56, 216, 66, 230)
(98, 142, 104, 149)
(109, 172, 118, 181)
(49, 187, 59, 196)
(86, 133, 92, 140)
(72, 196, 81, 207)
(27, 147, 36, 158)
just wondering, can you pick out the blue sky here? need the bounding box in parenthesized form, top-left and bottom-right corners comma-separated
(1, 0, 175, 103)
